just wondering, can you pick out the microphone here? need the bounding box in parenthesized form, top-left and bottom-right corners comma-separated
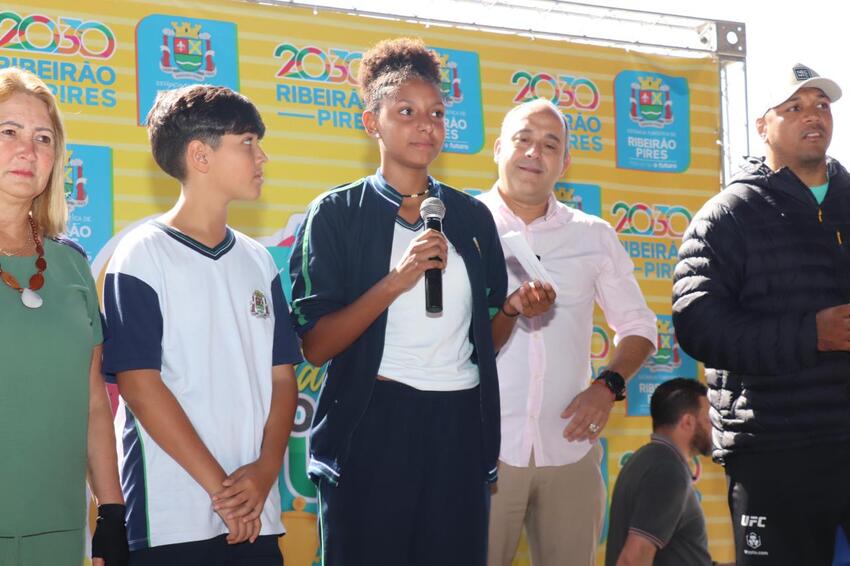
(419, 197, 446, 314)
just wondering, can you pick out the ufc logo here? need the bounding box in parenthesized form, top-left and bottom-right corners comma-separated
(741, 515, 767, 528)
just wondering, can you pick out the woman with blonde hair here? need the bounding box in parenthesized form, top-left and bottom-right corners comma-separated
(0, 67, 128, 565)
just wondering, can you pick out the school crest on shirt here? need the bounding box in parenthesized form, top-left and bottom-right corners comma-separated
(250, 290, 270, 318)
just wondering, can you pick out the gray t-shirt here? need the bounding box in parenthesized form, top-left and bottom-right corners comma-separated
(605, 434, 712, 566)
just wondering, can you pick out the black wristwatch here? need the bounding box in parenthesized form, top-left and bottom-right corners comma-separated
(595, 370, 626, 401)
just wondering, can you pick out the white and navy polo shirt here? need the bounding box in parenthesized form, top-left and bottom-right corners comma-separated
(103, 220, 302, 551)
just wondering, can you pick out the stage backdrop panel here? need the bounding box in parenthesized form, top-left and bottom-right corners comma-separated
(0, 1, 727, 563)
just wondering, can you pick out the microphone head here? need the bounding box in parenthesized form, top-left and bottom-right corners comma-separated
(419, 197, 446, 222)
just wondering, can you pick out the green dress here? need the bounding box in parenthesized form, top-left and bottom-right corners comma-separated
(0, 238, 103, 563)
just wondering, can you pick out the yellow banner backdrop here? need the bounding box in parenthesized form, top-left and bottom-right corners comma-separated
(0, 0, 729, 563)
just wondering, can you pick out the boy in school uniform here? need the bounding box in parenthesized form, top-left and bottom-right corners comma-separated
(103, 85, 301, 565)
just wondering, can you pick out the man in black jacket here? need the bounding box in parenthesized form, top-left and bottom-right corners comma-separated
(673, 63, 850, 566)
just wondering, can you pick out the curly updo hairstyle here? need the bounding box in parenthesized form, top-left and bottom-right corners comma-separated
(358, 37, 443, 113)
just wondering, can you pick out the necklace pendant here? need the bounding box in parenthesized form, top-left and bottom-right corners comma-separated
(21, 287, 43, 309)
(0, 216, 46, 307)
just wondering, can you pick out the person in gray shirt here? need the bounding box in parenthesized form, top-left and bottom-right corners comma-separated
(606, 378, 718, 566)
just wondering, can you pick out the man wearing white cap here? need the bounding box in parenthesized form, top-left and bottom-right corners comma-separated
(673, 63, 850, 565)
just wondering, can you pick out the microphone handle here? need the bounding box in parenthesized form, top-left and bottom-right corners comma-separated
(425, 217, 443, 313)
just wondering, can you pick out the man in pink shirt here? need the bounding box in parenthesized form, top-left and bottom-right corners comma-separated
(478, 99, 658, 566)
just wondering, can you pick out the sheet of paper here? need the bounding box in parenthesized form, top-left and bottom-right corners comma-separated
(500, 231, 560, 294)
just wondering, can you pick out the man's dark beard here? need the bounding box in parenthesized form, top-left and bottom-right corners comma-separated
(691, 423, 712, 457)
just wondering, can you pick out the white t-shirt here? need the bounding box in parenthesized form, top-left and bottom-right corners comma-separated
(377, 220, 479, 391)
(103, 221, 302, 550)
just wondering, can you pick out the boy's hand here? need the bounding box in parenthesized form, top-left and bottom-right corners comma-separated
(217, 510, 261, 544)
(213, 460, 277, 522)
(91, 504, 129, 565)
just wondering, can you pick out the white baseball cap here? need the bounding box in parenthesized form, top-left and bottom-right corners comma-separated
(763, 63, 842, 114)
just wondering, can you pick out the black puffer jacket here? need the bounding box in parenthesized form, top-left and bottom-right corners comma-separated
(673, 156, 850, 462)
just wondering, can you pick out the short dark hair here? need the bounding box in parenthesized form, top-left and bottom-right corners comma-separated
(359, 37, 443, 113)
(650, 378, 707, 431)
(146, 85, 265, 181)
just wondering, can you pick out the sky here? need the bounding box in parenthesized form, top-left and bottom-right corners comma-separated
(596, 0, 848, 164)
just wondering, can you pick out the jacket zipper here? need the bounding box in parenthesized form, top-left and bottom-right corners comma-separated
(818, 207, 844, 245)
